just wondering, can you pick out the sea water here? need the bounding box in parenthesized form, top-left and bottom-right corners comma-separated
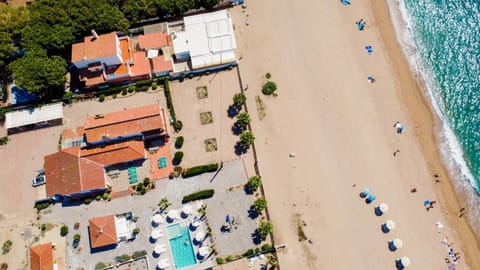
(386, 0, 480, 234)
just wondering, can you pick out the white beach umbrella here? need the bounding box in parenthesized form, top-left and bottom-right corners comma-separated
(199, 246, 210, 257)
(151, 229, 162, 240)
(378, 203, 389, 213)
(167, 209, 179, 220)
(157, 258, 170, 269)
(391, 238, 403, 249)
(182, 205, 193, 215)
(400, 257, 411, 268)
(195, 231, 206, 242)
(152, 214, 163, 224)
(191, 219, 201, 228)
(385, 220, 396, 231)
(154, 244, 166, 254)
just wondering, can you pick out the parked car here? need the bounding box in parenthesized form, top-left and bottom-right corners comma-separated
(32, 175, 46, 187)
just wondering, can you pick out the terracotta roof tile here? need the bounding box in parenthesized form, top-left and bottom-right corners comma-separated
(151, 56, 173, 74)
(80, 140, 145, 166)
(89, 215, 117, 248)
(130, 51, 152, 78)
(30, 243, 53, 270)
(138, 32, 169, 50)
(71, 32, 118, 63)
(84, 104, 166, 142)
(61, 126, 85, 141)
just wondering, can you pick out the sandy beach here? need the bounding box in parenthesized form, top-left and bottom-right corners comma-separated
(231, 0, 480, 269)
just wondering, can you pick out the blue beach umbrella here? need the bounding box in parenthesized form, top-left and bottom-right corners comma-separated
(226, 214, 231, 223)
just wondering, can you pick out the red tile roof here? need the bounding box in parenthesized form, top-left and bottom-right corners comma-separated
(30, 243, 53, 270)
(84, 104, 166, 142)
(81, 140, 145, 166)
(151, 56, 173, 74)
(138, 32, 169, 50)
(71, 32, 118, 63)
(89, 215, 117, 248)
(61, 126, 85, 141)
(44, 147, 105, 197)
(130, 51, 152, 78)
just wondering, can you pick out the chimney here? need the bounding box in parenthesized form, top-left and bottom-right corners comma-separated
(91, 29, 99, 40)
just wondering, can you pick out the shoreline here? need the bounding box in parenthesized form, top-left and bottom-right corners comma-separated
(371, 0, 480, 267)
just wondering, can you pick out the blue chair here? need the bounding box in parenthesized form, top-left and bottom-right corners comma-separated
(366, 194, 376, 204)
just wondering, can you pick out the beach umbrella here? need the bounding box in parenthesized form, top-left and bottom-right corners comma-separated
(360, 188, 370, 198)
(199, 246, 210, 257)
(400, 257, 411, 268)
(389, 238, 403, 250)
(379, 203, 389, 213)
(383, 220, 396, 233)
(226, 214, 231, 223)
(157, 258, 169, 269)
(151, 229, 162, 240)
(152, 214, 163, 225)
(167, 209, 179, 220)
(182, 205, 193, 215)
(154, 244, 166, 254)
(366, 194, 376, 203)
(436, 221, 444, 229)
(195, 231, 206, 242)
(191, 219, 201, 228)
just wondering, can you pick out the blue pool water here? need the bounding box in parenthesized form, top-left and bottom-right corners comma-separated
(388, 0, 480, 234)
(167, 224, 196, 269)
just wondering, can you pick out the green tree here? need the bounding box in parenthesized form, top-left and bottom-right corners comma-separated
(173, 0, 193, 15)
(9, 48, 67, 97)
(258, 221, 273, 239)
(233, 92, 246, 106)
(240, 131, 255, 147)
(262, 81, 277, 95)
(122, 0, 148, 23)
(236, 112, 250, 128)
(60, 225, 69, 236)
(199, 0, 220, 9)
(253, 197, 267, 212)
(0, 6, 29, 69)
(247, 175, 262, 191)
(156, 0, 176, 16)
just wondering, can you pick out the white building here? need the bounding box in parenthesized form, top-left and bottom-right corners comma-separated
(171, 10, 237, 69)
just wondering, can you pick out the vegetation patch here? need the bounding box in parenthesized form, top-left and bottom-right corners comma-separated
(175, 136, 184, 149)
(182, 189, 215, 203)
(200, 112, 213, 125)
(1, 240, 12, 255)
(196, 86, 208, 99)
(204, 138, 218, 152)
(182, 163, 219, 178)
(255, 95, 266, 120)
(132, 250, 147, 259)
(293, 213, 308, 242)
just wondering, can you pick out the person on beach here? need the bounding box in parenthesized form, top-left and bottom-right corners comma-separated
(393, 149, 400, 156)
(367, 76, 375, 83)
(394, 121, 405, 133)
(356, 19, 365, 30)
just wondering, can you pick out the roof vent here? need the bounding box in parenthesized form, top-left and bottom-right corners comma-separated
(91, 29, 99, 40)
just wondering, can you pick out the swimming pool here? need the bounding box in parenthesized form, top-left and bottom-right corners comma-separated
(167, 223, 197, 269)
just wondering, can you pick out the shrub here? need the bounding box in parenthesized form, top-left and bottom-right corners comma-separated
(247, 175, 262, 192)
(181, 189, 215, 203)
(0, 263, 8, 270)
(73, 234, 81, 241)
(95, 262, 107, 270)
(262, 81, 277, 95)
(173, 120, 183, 132)
(102, 192, 109, 200)
(122, 88, 128, 96)
(233, 92, 246, 106)
(261, 243, 272, 251)
(133, 228, 140, 234)
(117, 254, 131, 263)
(0, 136, 8, 145)
(182, 163, 218, 178)
(255, 247, 260, 253)
(143, 177, 150, 186)
(136, 182, 144, 191)
(226, 255, 233, 262)
(135, 79, 152, 87)
(244, 249, 254, 257)
(140, 187, 147, 195)
(173, 166, 183, 177)
(1, 241, 12, 255)
(98, 94, 105, 102)
(60, 225, 69, 236)
(132, 250, 147, 259)
(253, 197, 267, 212)
(35, 201, 51, 211)
(174, 151, 184, 164)
(216, 257, 224, 264)
(136, 85, 149, 92)
(265, 72, 272, 79)
(258, 221, 273, 239)
(175, 136, 184, 148)
(40, 224, 46, 231)
(112, 93, 117, 99)
(95, 195, 101, 201)
(84, 198, 93, 204)
(128, 85, 135, 93)
(151, 82, 158, 90)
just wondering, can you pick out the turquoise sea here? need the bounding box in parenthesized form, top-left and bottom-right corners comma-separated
(389, 0, 480, 231)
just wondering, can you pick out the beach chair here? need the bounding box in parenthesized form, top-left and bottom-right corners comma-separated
(158, 157, 167, 168)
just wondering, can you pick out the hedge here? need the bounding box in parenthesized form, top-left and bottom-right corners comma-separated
(135, 79, 153, 87)
(182, 163, 218, 178)
(132, 250, 147, 259)
(182, 189, 215, 203)
(136, 85, 149, 92)
(163, 79, 176, 121)
(175, 136, 184, 148)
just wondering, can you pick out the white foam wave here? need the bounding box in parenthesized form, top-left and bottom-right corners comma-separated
(385, 0, 480, 235)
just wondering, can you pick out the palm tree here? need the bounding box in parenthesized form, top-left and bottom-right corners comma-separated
(236, 112, 250, 128)
(233, 92, 246, 106)
(240, 131, 255, 147)
(247, 175, 262, 191)
(253, 197, 267, 212)
(258, 221, 273, 239)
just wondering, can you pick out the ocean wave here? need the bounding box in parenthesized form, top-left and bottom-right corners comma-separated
(385, 0, 480, 235)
